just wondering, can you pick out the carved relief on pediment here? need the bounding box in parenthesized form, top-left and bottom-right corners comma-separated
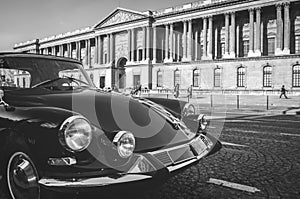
(101, 11, 143, 27)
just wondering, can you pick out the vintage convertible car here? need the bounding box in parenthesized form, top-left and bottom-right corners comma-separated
(0, 53, 221, 198)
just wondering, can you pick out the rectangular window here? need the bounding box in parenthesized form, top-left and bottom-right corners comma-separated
(214, 68, 221, 87)
(293, 66, 300, 87)
(133, 75, 140, 88)
(157, 72, 163, 87)
(267, 37, 275, 56)
(174, 71, 180, 87)
(193, 69, 200, 87)
(243, 40, 249, 57)
(295, 35, 300, 54)
(221, 43, 225, 57)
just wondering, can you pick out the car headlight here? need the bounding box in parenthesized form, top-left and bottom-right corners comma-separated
(113, 131, 135, 158)
(197, 114, 208, 131)
(59, 115, 92, 152)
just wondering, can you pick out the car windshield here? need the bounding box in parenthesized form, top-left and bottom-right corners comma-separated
(0, 56, 95, 90)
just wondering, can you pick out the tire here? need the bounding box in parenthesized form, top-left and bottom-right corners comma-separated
(5, 148, 41, 199)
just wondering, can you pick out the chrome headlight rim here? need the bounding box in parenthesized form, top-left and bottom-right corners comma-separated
(59, 115, 92, 153)
(113, 131, 136, 159)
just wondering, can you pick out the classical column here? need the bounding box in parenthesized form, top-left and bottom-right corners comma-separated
(110, 33, 114, 64)
(230, 12, 236, 57)
(107, 35, 110, 63)
(127, 30, 131, 62)
(153, 26, 157, 63)
(99, 36, 103, 64)
(142, 27, 146, 61)
(224, 13, 230, 58)
(44, 48, 48, 55)
(183, 20, 187, 60)
(52, 46, 56, 56)
(85, 40, 89, 66)
(195, 31, 198, 61)
(87, 39, 91, 67)
(67, 44, 71, 58)
(207, 16, 213, 59)
(283, 2, 290, 54)
(146, 26, 151, 61)
(59, 45, 63, 57)
(214, 26, 218, 58)
(131, 29, 135, 62)
(202, 17, 208, 59)
(255, 8, 262, 56)
(164, 24, 169, 62)
(94, 37, 99, 64)
(76, 41, 81, 61)
(275, 3, 283, 55)
(177, 33, 181, 62)
(170, 23, 174, 61)
(236, 25, 240, 57)
(187, 19, 193, 60)
(248, 8, 255, 57)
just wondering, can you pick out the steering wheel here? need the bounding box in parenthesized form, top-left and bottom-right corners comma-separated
(32, 77, 79, 90)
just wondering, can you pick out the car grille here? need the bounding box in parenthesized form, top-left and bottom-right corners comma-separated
(152, 145, 195, 167)
(153, 151, 173, 166)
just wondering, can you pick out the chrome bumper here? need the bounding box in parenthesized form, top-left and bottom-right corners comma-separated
(39, 174, 152, 188)
(39, 135, 212, 188)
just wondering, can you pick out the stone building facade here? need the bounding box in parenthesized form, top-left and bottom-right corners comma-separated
(13, 0, 300, 94)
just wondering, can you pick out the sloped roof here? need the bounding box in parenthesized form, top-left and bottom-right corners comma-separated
(93, 7, 148, 29)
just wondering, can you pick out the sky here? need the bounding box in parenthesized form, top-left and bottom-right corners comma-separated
(0, 0, 195, 51)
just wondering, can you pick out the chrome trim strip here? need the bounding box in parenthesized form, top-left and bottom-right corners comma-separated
(149, 135, 205, 155)
(39, 174, 152, 188)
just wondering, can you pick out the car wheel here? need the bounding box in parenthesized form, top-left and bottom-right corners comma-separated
(6, 151, 41, 199)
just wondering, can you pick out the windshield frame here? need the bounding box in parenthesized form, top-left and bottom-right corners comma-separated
(0, 54, 96, 89)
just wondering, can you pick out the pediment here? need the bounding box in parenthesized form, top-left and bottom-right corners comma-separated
(94, 8, 147, 29)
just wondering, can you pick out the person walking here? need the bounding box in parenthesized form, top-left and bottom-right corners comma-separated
(174, 83, 179, 98)
(280, 85, 288, 99)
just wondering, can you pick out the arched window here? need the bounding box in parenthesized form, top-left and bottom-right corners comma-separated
(214, 68, 221, 87)
(263, 65, 272, 87)
(157, 70, 163, 87)
(293, 65, 300, 87)
(193, 69, 200, 87)
(237, 66, 246, 87)
(174, 69, 180, 87)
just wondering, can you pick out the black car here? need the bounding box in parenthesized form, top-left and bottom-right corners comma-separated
(0, 53, 221, 198)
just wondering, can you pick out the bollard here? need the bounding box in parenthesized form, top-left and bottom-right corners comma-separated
(167, 94, 169, 99)
(237, 95, 240, 109)
(210, 94, 213, 108)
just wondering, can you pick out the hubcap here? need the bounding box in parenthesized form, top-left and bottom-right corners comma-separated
(7, 152, 40, 199)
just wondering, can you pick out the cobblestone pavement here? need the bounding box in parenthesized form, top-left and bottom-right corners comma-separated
(1, 114, 299, 199)
(151, 114, 300, 199)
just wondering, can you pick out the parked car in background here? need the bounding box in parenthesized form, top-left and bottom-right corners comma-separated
(0, 53, 221, 198)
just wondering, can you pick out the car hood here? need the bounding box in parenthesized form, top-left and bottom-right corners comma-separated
(5, 88, 195, 152)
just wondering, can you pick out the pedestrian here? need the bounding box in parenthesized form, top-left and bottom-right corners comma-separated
(188, 85, 193, 98)
(279, 85, 288, 99)
(132, 81, 142, 96)
(174, 83, 179, 98)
